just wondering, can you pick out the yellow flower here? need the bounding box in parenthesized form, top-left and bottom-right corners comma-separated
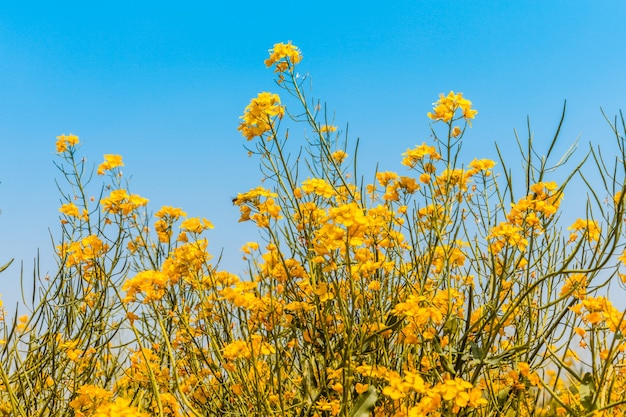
(567, 218, 601, 242)
(368, 280, 381, 291)
(401, 143, 441, 168)
(55, 133, 79, 153)
(301, 178, 336, 198)
(16, 314, 28, 332)
(376, 171, 398, 187)
(155, 206, 187, 219)
(331, 150, 348, 164)
(97, 154, 124, 175)
(101, 189, 148, 215)
(488, 222, 528, 254)
(92, 398, 149, 417)
(264, 42, 302, 72)
(69, 384, 111, 412)
(59, 202, 79, 217)
(419, 173, 431, 184)
(240, 241, 259, 255)
(435, 378, 475, 411)
(517, 362, 530, 377)
(238, 92, 284, 140)
(59, 202, 89, 221)
(122, 270, 170, 303)
(560, 273, 588, 299)
(315, 398, 341, 416)
(80, 235, 109, 259)
(382, 373, 408, 400)
(427, 91, 477, 124)
(435, 168, 475, 194)
(154, 219, 171, 243)
(180, 217, 214, 233)
(319, 124, 337, 134)
(355, 383, 369, 394)
(57, 235, 109, 268)
(468, 158, 496, 173)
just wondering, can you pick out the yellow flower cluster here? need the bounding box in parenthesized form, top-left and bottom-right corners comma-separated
(264, 41, 302, 73)
(488, 222, 529, 254)
(238, 92, 284, 140)
(510, 182, 562, 223)
(331, 149, 348, 164)
(154, 206, 187, 243)
(122, 270, 169, 303)
(233, 186, 282, 226)
(381, 369, 486, 414)
(57, 235, 109, 268)
(435, 167, 476, 195)
(100, 189, 149, 216)
(468, 158, 496, 173)
(180, 217, 214, 234)
(427, 91, 478, 123)
(318, 124, 337, 134)
(560, 273, 588, 299)
(301, 178, 337, 199)
(97, 154, 124, 175)
(90, 399, 150, 417)
(161, 239, 210, 284)
(56, 133, 79, 153)
(401, 143, 441, 168)
(568, 218, 601, 242)
(59, 202, 89, 222)
(70, 385, 148, 417)
(222, 335, 276, 361)
(571, 295, 624, 329)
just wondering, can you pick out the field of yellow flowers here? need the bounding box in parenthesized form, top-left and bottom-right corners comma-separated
(2, 42, 626, 417)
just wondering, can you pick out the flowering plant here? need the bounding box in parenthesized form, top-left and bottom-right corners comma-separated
(2, 43, 626, 417)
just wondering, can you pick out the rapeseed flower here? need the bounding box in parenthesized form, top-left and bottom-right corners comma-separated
(401, 143, 441, 168)
(59, 202, 89, 221)
(97, 154, 124, 175)
(428, 91, 478, 123)
(238, 92, 284, 140)
(318, 124, 337, 134)
(56, 133, 79, 153)
(488, 222, 529, 254)
(331, 150, 347, 163)
(468, 158, 496, 174)
(155, 205, 187, 219)
(101, 189, 149, 215)
(301, 178, 336, 198)
(180, 217, 214, 234)
(568, 218, 601, 242)
(265, 41, 302, 73)
(92, 398, 149, 417)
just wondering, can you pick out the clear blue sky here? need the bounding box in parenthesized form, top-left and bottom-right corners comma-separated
(1, 2, 625, 307)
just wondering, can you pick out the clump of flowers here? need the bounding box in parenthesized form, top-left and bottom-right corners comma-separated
(56, 133, 79, 153)
(3, 42, 626, 417)
(427, 91, 478, 123)
(265, 41, 302, 73)
(97, 154, 124, 175)
(237, 92, 284, 140)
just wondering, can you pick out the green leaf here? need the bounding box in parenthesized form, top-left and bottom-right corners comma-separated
(349, 386, 378, 417)
(443, 316, 459, 335)
(579, 372, 596, 411)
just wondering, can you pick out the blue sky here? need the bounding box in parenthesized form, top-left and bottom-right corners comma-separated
(1, 2, 625, 307)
